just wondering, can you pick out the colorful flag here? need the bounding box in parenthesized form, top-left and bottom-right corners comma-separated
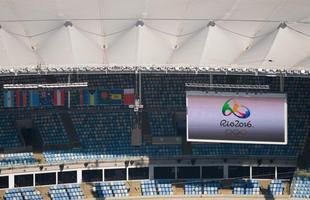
(82, 89, 89, 105)
(110, 89, 123, 105)
(22, 91, 28, 107)
(99, 90, 110, 105)
(15, 91, 21, 107)
(4, 91, 14, 108)
(15, 90, 28, 107)
(123, 88, 135, 105)
(79, 89, 95, 106)
(53, 89, 65, 106)
(41, 90, 53, 106)
(41, 90, 46, 98)
(15, 90, 20, 107)
(79, 89, 84, 106)
(89, 90, 98, 106)
(29, 90, 40, 107)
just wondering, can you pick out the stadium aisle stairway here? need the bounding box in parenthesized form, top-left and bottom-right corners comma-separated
(58, 109, 81, 147)
(36, 187, 51, 200)
(128, 181, 142, 196)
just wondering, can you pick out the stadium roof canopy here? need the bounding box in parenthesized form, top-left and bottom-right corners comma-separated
(0, 0, 310, 76)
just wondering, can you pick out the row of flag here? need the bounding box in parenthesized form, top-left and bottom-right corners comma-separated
(3, 90, 65, 108)
(77, 88, 134, 106)
(3, 88, 135, 108)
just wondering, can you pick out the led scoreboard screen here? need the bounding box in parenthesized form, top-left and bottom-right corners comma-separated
(186, 91, 287, 144)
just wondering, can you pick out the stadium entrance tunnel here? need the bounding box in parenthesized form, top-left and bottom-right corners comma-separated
(16, 119, 43, 151)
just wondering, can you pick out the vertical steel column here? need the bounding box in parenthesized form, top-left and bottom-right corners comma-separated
(149, 165, 154, 179)
(275, 166, 278, 179)
(126, 167, 129, 181)
(139, 72, 142, 102)
(77, 169, 82, 183)
(33, 174, 36, 187)
(250, 165, 253, 179)
(56, 172, 58, 185)
(68, 74, 71, 108)
(175, 166, 178, 180)
(8, 174, 14, 188)
(223, 164, 229, 179)
(280, 76, 284, 93)
(209, 74, 213, 91)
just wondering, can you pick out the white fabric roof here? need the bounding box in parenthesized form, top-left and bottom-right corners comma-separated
(0, 0, 310, 72)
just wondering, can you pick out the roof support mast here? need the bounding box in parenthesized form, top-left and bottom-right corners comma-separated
(280, 76, 284, 93)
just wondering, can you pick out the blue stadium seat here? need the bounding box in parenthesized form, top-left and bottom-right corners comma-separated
(0, 113, 22, 149)
(141, 180, 173, 196)
(291, 176, 310, 198)
(43, 109, 181, 163)
(184, 181, 202, 195)
(33, 111, 69, 145)
(0, 152, 37, 167)
(141, 180, 157, 196)
(232, 179, 260, 195)
(93, 182, 114, 198)
(157, 180, 173, 195)
(203, 181, 220, 195)
(0, 74, 309, 167)
(4, 187, 43, 200)
(49, 184, 84, 200)
(148, 112, 177, 136)
(268, 179, 284, 196)
(110, 181, 129, 197)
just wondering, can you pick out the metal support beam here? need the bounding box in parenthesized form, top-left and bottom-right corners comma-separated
(139, 72, 142, 102)
(185, 83, 270, 90)
(68, 74, 71, 108)
(77, 169, 82, 183)
(280, 76, 285, 93)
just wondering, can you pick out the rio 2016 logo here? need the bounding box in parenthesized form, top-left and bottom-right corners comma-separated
(220, 97, 253, 128)
(222, 98, 250, 119)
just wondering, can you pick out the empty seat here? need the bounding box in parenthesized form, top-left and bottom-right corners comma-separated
(4, 187, 43, 200)
(232, 179, 260, 195)
(268, 180, 284, 196)
(291, 176, 310, 198)
(49, 184, 84, 200)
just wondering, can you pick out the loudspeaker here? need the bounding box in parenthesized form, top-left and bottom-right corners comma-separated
(132, 127, 142, 146)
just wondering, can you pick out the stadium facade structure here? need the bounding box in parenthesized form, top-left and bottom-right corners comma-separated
(0, 0, 310, 199)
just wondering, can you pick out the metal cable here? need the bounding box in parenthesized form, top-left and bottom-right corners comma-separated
(0, 18, 309, 24)
(216, 24, 278, 39)
(287, 25, 310, 38)
(75, 24, 134, 37)
(145, 24, 206, 37)
(3, 24, 63, 38)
